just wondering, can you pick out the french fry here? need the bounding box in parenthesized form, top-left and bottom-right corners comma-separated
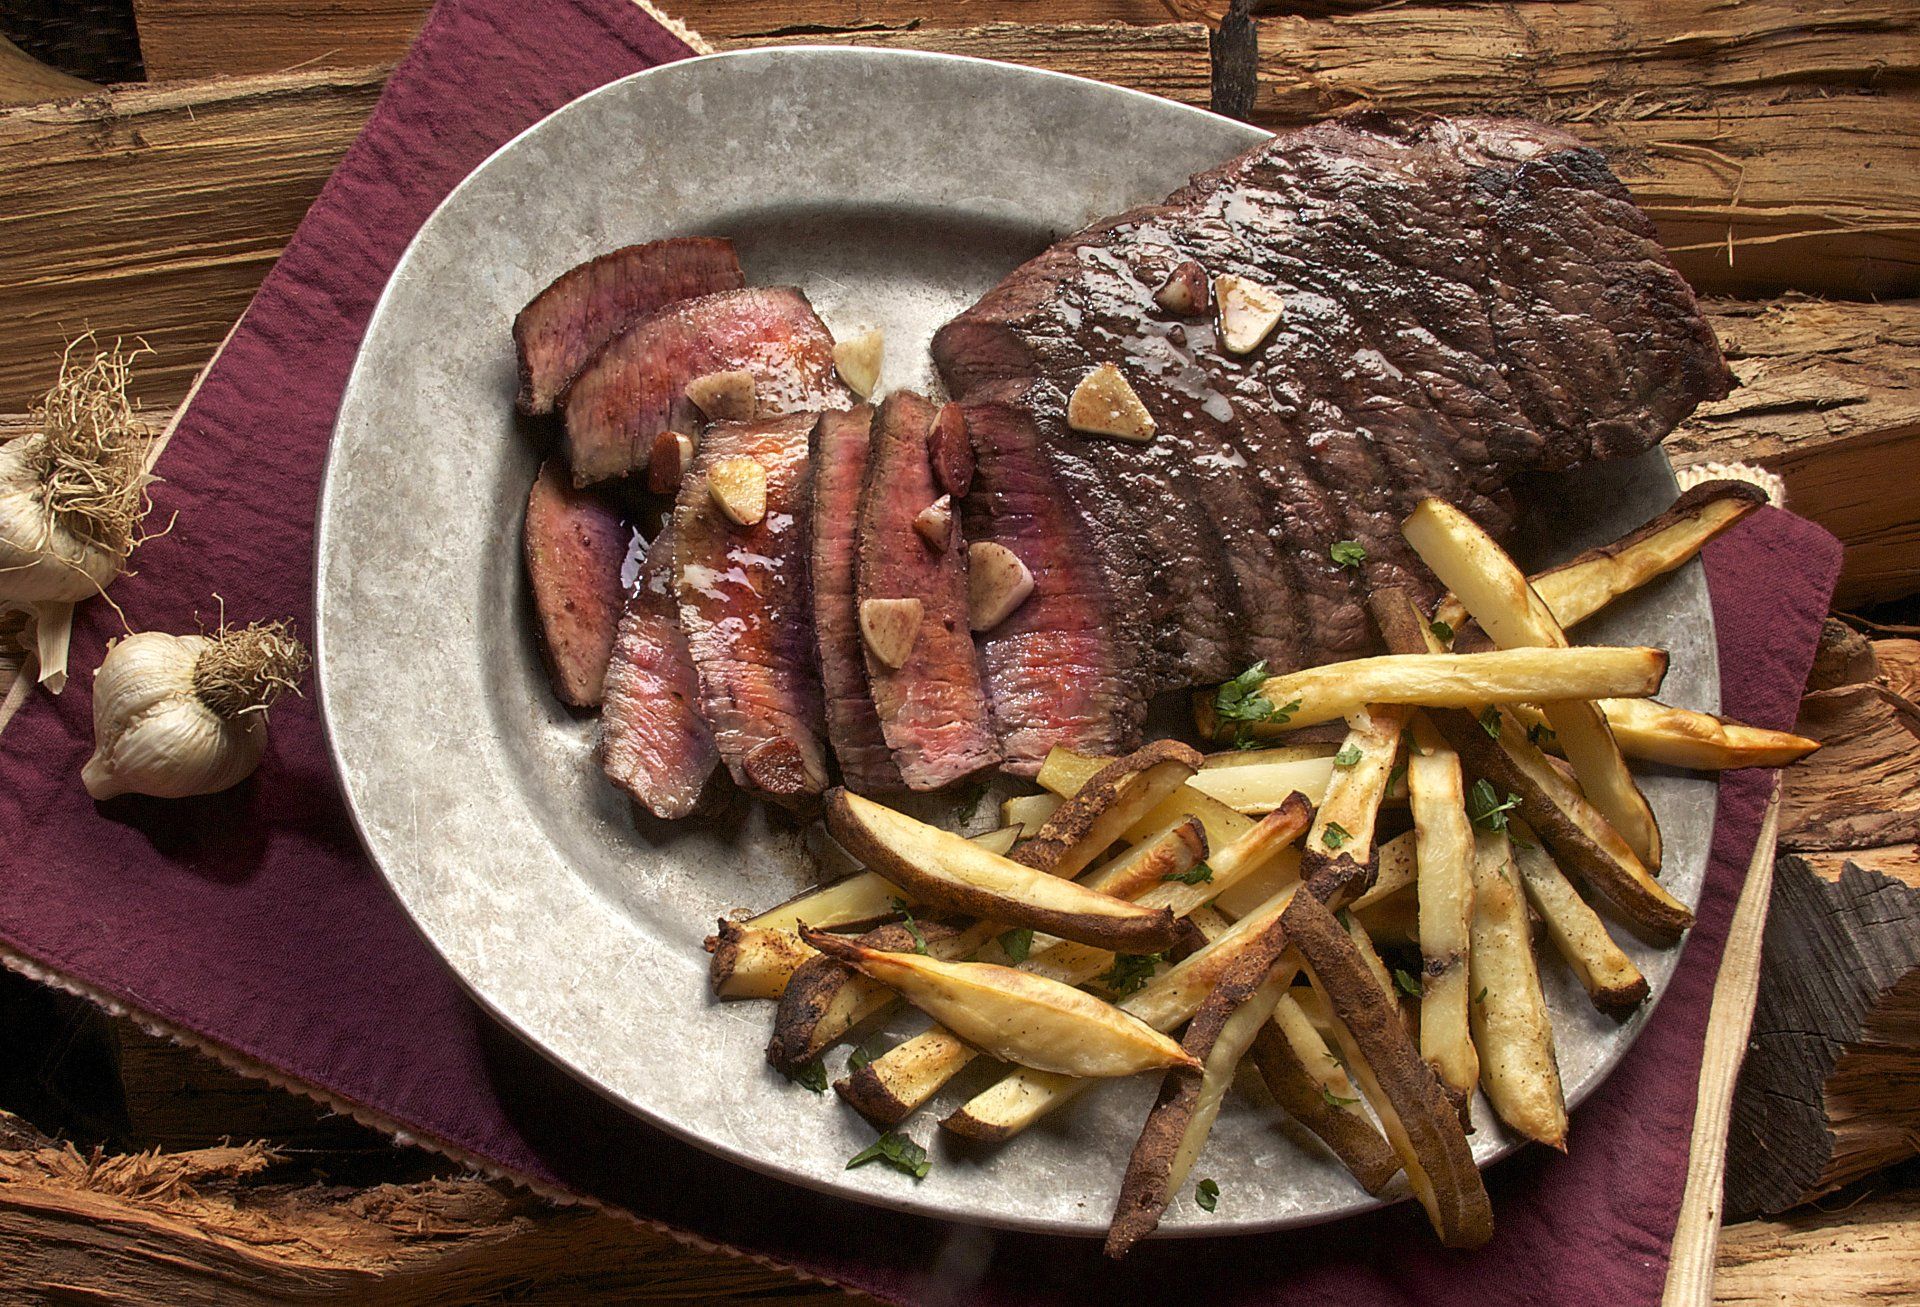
(706, 921, 815, 1000)
(1249, 995, 1401, 1194)
(1188, 754, 1336, 815)
(1354, 888, 1418, 949)
(1432, 480, 1766, 636)
(1200, 646, 1666, 736)
(800, 928, 1200, 1078)
(1014, 741, 1202, 877)
(1078, 817, 1208, 902)
(1107, 921, 1299, 1258)
(1508, 822, 1648, 1014)
(1302, 705, 1408, 881)
(746, 825, 1019, 934)
(826, 790, 1183, 954)
(1404, 496, 1662, 870)
(1001, 792, 1061, 838)
(1200, 743, 1339, 769)
(1285, 887, 1494, 1248)
(1038, 747, 1255, 852)
(1407, 715, 1479, 1115)
(1512, 698, 1819, 771)
(1468, 830, 1568, 1149)
(1351, 830, 1417, 911)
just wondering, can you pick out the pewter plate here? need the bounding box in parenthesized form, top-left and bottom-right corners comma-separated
(316, 48, 1718, 1238)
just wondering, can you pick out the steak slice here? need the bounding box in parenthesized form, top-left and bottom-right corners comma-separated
(523, 458, 629, 707)
(935, 113, 1731, 766)
(560, 287, 849, 487)
(809, 406, 903, 793)
(854, 391, 1000, 790)
(599, 524, 717, 820)
(513, 237, 744, 415)
(673, 412, 830, 811)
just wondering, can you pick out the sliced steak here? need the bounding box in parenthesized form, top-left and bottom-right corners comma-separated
(523, 458, 629, 707)
(513, 237, 743, 415)
(810, 405, 902, 793)
(935, 113, 1731, 766)
(673, 412, 830, 811)
(560, 287, 849, 487)
(598, 524, 718, 820)
(855, 392, 1000, 790)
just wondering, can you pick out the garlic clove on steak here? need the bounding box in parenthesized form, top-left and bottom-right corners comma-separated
(1067, 363, 1156, 443)
(648, 429, 697, 495)
(685, 369, 757, 422)
(1154, 260, 1210, 316)
(860, 596, 923, 670)
(913, 495, 953, 549)
(834, 328, 883, 400)
(708, 456, 767, 527)
(968, 542, 1035, 631)
(1214, 274, 1286, 355)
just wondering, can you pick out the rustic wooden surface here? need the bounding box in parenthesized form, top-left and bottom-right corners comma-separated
(3, 1, 1919, 1302)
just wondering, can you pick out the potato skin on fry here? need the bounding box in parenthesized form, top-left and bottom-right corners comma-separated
(767, 918, 968, 1072)
(707, 920, 813, 999)
(1014, 740, 1202, 876)
(1249, 1019, 1400, 1194)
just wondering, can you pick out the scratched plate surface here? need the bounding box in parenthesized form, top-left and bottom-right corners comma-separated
(316, 48, 1718, 1238)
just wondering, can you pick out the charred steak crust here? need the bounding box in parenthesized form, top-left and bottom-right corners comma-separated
(598, 524, 719, 821)
(855, 392, 1001, 791)
(810, 405, 904, 793)
(673, 412, 831, 811)
(934, 114, 1731, 766)
(560, 286, 851, 487)
(513, 237, 744, 416)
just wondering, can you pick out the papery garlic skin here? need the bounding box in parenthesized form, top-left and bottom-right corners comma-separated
(83, 632, 268, 800)
(0, 437, 124, 603)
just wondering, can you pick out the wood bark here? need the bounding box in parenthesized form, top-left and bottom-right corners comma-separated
(1251, 0, 1920, 298)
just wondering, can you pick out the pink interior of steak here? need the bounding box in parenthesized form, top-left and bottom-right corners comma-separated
(672, 412, 831, 810)
(809, 406, 903, 793)
(598, 524, 719, 820)
(523, 458, 629, 707)
(513, 237, 743, 415)
(559, 287, 849, 486)
(855, 391, 1001, 790)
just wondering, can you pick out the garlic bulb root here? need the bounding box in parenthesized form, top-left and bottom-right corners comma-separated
(83, 620, 309, 801)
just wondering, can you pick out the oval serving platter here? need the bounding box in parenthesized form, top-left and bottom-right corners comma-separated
(316, 48, 1718, 1238)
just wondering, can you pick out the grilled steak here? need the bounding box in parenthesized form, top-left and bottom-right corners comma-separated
(673, 413, 831, 811)
(810, 406, 903, 792)
(934, 114, 1732, 772)
(855, 391, 1000, 790)
(599, 525, 718, 820)
(561, 287, 849, 487)
(513, 237, 743, 415)
(523, 459, 630, 707)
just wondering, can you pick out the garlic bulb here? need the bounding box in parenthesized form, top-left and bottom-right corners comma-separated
(83, 621, 307, 801)
(0, 338, 158, 694)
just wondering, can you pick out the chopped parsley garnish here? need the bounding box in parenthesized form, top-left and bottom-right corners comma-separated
(1163, 861, 1214, 885)
(846, 1132, 931, 1180)
(1321, 821, 1352, 850)
(789, 1060, 828, 1093)
(1393, 968, 1423, 998)
(1336, 907, 1355, 929)
(1100, 953, 1164, 997)
(1333, 744, 1362, 768)
(890, 898, 929, 954)
(1466, 779, 1521, 834)
(1387, 758, 1409, 791)
(1479, 705, 1503, 739)
(1429, 619, 1455, 644)
(1528, 722, 1558, 748)
(848, 1039, 886, 1074)
(1475, 986, 1489, 1006)
(1195, 1177, 1221, 1212)
(998, 928, 1034, 965)
(1331, 540, 1367, 569)
(1321, 1085, 1360, 1109)
(1212, 661, 1301, 748)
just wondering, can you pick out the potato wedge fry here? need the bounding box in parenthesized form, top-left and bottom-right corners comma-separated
(1404, 496, 1662, 870)
(1354, 888, 1418, 948)
(747, 825, 1019, 934)
(1001, 793, 1061, 838)
(1431, 707, 1692, 938)
(1187, 755, 1336, 815)
(1138, 795, 1312, 918)
(1407, 715, 1479, 1113)
(1351, 830, 1417, 911)
(1250, 996, 1401, 1194)
(1200, 646, 1665, 736)
(1432, 480, 1766, 636)
(801, 928, 1199, 1078)
(1509, 821, 1648, 1013)
(1468, 830, 1568, 1148)
(1107, 923, 1298, 1258)
(1512, 697, 1819, 771)
(1303, 705, 1408, 881)
(1015, 741, 1202, 877)
(1038, 747, 1256, 852)
(826, 790, 1182, 954)
(1079, 817, 1208, 902)
(1284, 888, 1494, 1249)
(1201, 743, 1339, 769)
(706, 921, 815, 1000)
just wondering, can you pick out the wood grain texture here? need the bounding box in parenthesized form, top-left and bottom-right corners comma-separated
(1250, 0, 1920, 297)
(1715, 1187, 1920, 1306)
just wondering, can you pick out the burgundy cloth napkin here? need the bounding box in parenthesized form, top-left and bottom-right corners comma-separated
(1, 0, 1843, 1301)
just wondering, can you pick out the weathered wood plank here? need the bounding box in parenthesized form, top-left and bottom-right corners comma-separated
(1251, 0, 1920, 298)
(1715, 1188, 1920, 1306)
